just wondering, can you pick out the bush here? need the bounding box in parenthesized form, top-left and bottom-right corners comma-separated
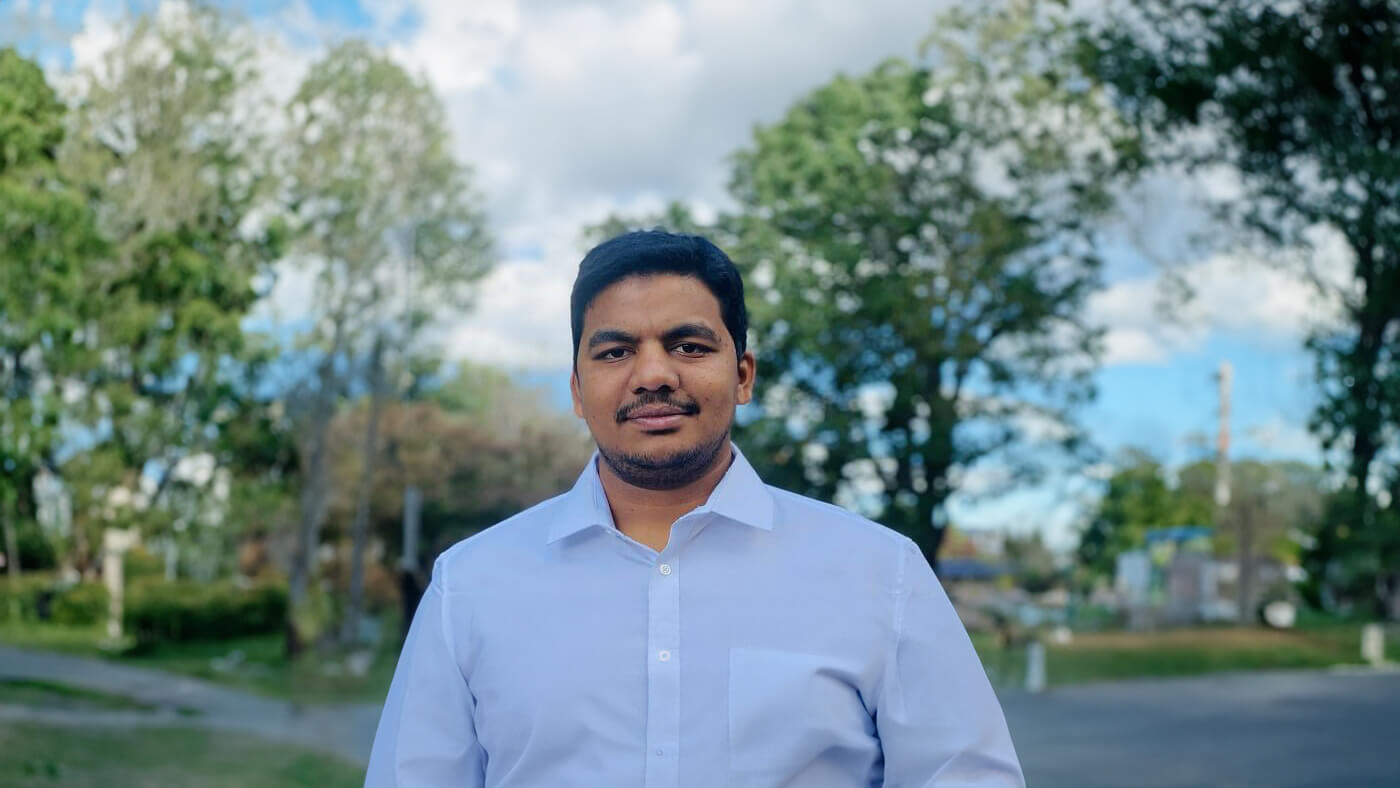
(0, 572, 59, 622)
(124, 581, 287, 645)
(49, 583, 109, 627)
(124, 548, 165, 582)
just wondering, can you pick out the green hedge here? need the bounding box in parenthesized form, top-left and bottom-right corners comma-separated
(0, 573, 53, 622)
(124, 581, 287, 644)
(49, 583, 109, 626)
(0, 574, 107, 626)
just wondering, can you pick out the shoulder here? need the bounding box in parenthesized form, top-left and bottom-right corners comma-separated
(431, 492, 570, 594)
(765, 485, 917, 571)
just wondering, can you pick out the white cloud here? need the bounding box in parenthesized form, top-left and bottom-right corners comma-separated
(1242, 417, 1320, 460)
(1090, 236, 1352, 366)
(371, 0, 944, 369)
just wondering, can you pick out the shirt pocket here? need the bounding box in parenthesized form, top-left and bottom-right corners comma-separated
(727, 647, 875, 781)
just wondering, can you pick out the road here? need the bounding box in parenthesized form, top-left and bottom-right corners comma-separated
(1002, 667, 1400, 787)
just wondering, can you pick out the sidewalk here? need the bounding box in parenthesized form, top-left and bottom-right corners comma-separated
(0, 644, 380, 766)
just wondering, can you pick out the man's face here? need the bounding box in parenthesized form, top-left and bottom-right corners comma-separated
(571, 274, 756, 490)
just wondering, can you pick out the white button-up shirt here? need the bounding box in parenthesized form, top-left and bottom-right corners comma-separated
(366, 446, 1023, 787)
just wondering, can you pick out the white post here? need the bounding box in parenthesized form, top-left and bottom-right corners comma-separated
(1361, 623, 1385, 667)
(1026, 641, 1047, 693)
(103, 527, 140, 640)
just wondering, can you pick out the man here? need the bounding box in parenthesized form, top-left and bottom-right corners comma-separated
(366, 231, 1024, 787)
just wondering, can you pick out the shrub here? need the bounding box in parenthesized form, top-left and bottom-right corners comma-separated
(49, 583, 109, 627)
(124, 547, 166, 582)
(0, 572, 59, 622)
(124, 581, 287, 645)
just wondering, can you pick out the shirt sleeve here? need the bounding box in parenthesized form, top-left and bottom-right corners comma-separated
(875, 538, 1025, 787)
(365, 558, 485, 787)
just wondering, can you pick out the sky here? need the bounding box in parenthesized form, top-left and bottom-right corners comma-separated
(4, 0, 1346, 549)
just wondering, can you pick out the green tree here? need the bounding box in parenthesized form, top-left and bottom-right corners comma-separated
(1076, 449, 1213, 580)
(0, 48, 105, 578)
(56, 3, 284, 573)
(1084, 0, 1400, 616)
(1077, 451, 1327, 616)
(603, 1, 1132, 565)
(281, 40, 492, 651)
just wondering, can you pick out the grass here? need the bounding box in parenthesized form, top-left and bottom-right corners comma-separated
(974, 621, 1400, 689)
(0, 723, 362, 788)
(0, 620, 399, 706)
(0, 678, 156, 713)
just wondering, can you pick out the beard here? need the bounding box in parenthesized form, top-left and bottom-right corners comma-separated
(597, 425, 732, 491)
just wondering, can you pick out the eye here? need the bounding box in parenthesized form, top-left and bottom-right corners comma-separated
(675, 342, 711, 355)
(595, 347, 630, 361)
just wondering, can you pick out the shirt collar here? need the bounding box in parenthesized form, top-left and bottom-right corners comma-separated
(546, 443, 775, 545)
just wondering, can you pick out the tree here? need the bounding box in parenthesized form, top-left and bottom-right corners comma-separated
(324, 365, 592, 567)
(1077, 450, 1327, 618)
(0, 48, 105, 579)
(1084, 0, 1400, 616)
(603, 1, 1132, 566)
(281, 40, 492, 651)
(56, 2, 284, 574)
(1075, 449, 1213, 580)
(1004, 530, 1061, 593)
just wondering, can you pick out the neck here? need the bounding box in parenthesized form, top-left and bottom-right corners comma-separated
(598, 442, 735, 550)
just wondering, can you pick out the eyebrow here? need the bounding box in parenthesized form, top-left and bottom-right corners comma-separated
(586, 323, 723, 351)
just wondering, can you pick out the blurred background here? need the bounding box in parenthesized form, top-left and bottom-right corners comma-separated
(2, 1, 1398, 786)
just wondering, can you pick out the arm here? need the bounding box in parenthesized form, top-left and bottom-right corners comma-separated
(365, 558, 485, 787)
(875, 539, 1025, 787)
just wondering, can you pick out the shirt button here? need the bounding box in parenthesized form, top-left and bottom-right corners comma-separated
(658, 650, 671, 662)
(659, 563, 672, 576)
(656, 748, 664, 756)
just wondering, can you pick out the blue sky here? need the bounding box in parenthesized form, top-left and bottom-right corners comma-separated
(6, 0, 1340, 548)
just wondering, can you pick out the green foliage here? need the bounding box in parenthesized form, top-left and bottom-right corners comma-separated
(53, 5, 287, 574)
(1076, 451, 1326, 582)
(124, 581, 287, 645)
(0, 48, 105, 571)
(1083, 0, 1400, 615)
(1077, 449, 1214, 578)
(0, 572, 54, 622)
(48, 582, 107, 627)
(280, 38, 494, 649)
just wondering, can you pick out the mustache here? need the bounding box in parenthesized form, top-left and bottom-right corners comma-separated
(616, 392, 701, 423)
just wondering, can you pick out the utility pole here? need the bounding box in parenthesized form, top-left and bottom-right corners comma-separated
(1215, 362, 1250, 623)
(1215, 362, 1232, 512)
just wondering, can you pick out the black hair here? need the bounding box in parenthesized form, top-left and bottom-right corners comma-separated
(570, 230, 749, 363)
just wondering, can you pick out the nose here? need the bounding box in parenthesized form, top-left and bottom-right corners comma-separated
(630, 342, 680, 393)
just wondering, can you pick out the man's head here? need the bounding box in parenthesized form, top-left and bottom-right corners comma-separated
(569, 231, 756, 491)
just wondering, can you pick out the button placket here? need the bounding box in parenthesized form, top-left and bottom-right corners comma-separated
(644, 554, 680, 787)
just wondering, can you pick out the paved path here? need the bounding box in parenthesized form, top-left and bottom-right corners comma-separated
(1002, 667, 1400, 787)
(0, 644, 380, 766)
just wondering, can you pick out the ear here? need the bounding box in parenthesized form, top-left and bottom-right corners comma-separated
(570, 369, 585, 418)
(735, 350, 756, 406)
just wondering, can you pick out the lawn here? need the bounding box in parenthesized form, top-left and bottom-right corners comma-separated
(974, 621, 1399, 689)
(0, 621, 399, 706)
(0, 723, 362, 788)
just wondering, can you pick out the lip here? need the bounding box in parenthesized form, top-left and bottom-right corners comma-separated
(626, 409, 690, 431)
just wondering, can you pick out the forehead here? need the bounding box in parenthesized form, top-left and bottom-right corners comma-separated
(582, 274, 726, 332)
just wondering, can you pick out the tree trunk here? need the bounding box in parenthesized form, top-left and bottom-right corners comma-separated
(286, 334, 343, 659)
(342, 333, 387, 645)
(2, 489, 20, 580)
